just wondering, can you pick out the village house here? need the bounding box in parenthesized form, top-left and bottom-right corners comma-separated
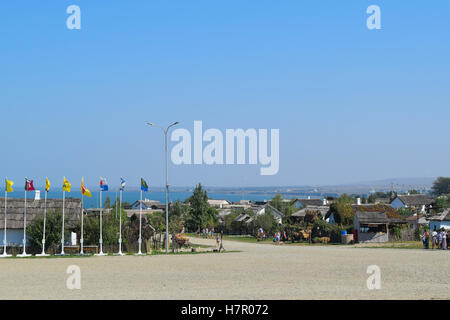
(292, 205, 329, 222)
(0, 197, 82, 246)
(390, 194, 434, 212)
(130, 199, 165, 211)
(207, 199, 231, 209)
(291, 197, 327, 209)
(405, 215, 428, 230)
(233, 203, 283, 225)
(353, 211, 389, 243)
(428, 209, 450, 231)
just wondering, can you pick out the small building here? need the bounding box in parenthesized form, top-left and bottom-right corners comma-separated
(0, 198, 82, 246)
(131, 199, 165, 211)
(428, 209, 450, 231)
(207, 199, 231, 209)
(292, 205, 329, 222)
(405, 215, 428, 230)
(354, 211, 389, 243)
(390, 195, 434, 212)
(291, 198, 327, 209)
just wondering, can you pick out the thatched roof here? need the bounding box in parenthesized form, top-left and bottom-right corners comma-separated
(293, 199, 324, 207)
(0, 198, 82, 229)
(292, 205, 329, 218)
(392, 195, 434, 206)
(355, 211, 388, 224)
(429, 209, 450, 221)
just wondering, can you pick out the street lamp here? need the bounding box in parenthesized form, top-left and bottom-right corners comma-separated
(147, 121, 179, 253)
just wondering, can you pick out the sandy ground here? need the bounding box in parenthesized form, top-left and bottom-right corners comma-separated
(0, 238, 449, 300)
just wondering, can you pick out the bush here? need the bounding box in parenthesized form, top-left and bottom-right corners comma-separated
(28, 210, 62, 250)
(311, 219, 343, 243)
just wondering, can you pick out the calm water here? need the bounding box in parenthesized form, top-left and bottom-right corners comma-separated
(3, 190, 327, 208)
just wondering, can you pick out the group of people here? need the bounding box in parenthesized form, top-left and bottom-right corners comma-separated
(196, 227, 215, 239)
(422, 228, 449, 250)
(272, 230, 288, 245)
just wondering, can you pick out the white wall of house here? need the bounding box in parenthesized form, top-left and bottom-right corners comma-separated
(390, 198, 406, 209)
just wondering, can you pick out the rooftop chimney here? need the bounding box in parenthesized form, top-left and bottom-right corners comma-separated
(323, 198, 327, 206)
(356, 197, 361, 205)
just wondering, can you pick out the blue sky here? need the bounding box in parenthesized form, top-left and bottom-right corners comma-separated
(1, 1, 449, 188)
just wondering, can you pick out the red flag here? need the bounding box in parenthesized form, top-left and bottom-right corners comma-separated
(25, 178, 35, 192)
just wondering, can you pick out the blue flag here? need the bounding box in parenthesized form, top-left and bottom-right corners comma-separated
(100, 177, 108, 191)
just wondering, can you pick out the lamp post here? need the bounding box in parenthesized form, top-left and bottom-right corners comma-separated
(147, 121, 179, 253)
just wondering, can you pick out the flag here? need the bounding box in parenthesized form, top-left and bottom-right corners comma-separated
(120, 177, 126, 191)
(141, 178, 149, 192)
(81, 178, 92, 198)
(100, 177, 109, 191)
(45, 177, 51, 192)
(5, 179, 14, 193)
(25, 178, 35, 191)
(63, 177, 71, 192)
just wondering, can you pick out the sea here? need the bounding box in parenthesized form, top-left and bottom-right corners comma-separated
(3, 190, 331, 209)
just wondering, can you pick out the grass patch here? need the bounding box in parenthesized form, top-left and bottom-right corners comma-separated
(356, 241, 424, 249)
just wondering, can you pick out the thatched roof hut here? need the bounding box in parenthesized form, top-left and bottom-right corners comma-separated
(0, 198, 82, 229)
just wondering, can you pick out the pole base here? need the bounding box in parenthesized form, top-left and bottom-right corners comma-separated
(114, 252, 125, 256)
(17, 253, 32, 257)
(0, 253, 12, 258)
(134, 252, 146, 256)
(94, 252, 107, 256)
(55, 253, 68, 256)
(36, 253, 50, 257)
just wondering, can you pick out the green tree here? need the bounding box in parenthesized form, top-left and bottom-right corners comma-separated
(28, 210, 62, 250)
(185, 184, 218, 231)
(434, 196, 449, 211)
(270, 194, 283, 211)
(328, 203, 354, 225)
(254, 209, 278, 236)
(104, 196, 111, 209)
(432, 177, 450, 196)
(169, 200, 186, 219)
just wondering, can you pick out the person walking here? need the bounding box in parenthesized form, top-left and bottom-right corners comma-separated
(431, 229, 438, 249)
(441, 229, 447, 250)
(438, 229, 443, 249)
(422, 230, 429, 249)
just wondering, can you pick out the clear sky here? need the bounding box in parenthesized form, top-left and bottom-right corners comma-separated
(1, 1, 449, 189)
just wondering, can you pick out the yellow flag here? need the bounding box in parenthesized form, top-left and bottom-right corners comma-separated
(81, 178, 92, 198)
(45, 178, 51, 192)
(63, 177, 71, 192)
(5, 179, 14, 193)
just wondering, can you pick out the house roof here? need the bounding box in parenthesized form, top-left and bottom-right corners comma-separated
(429, 209, 450, 221)
(392, 195, 434, 206)
(355, 211, 389, 224)
(292, 205, 329, 218)
(234, 213, 250, 222)
(0, 198, 82, 229)
(294, 199, 324, 207)
(207, 199, 230, 206)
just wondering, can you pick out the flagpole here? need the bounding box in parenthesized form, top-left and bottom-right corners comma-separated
(95, 188, 106, 256)
(80, 193, 84, 255)
(1, 190, 11, 257)
(136, 189, 143, 255)
(37, 188, 49, 256)
(18, 189, 31, 257)
(117, 188, 124, 255)
(60, 190, 66, 255)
